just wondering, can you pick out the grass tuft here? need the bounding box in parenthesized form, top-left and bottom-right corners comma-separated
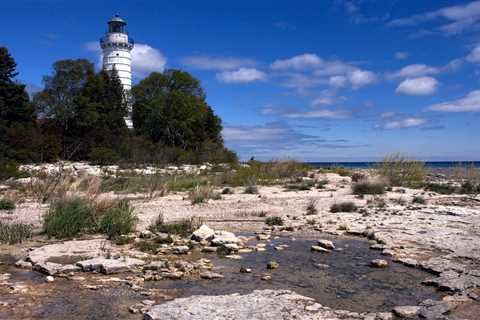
(43, 197, 97, 239)
(265, 216, 284, 226)
(98, 200, 137, 239)
(149, 214, 203, 237)
(330, 201, 357, 213)
(305, 199, 318, 215)
(0, 222, 32, 244)
(352, 180, 386, 195)
(0, 198, 16, 210)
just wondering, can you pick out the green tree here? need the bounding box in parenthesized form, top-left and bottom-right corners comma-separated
(0, 47, 38, 162)
(33, 59, 95, 158)
(132, 70, 223, 151)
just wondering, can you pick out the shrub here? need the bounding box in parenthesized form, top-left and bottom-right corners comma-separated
(43, 197, 97, 239)
(305, 199, 318, 215)
(284, 180, 314, 191)
(89, 147, 121, 165)
(351, 172, 366, 182)
(377, 153, 425, 186)
(460, 181, 480, 195)
(99, 200, 137, 239)
(0, 161, 29, 181)
(316, 179, 329, 189)
(317, 167, 352, 177)
(149, 215, 202, 237)
(352, 180, 386, 195)
(0, 198, 16, 210)
(0, 222, 33, 244)
(222, 187, 234, 195)
(265, 216, 284, 226)
(244, 184, 259, 194)
(134, 240, 161, 253)
(188, 185, 221, 204)
(412, 196, 426, 204)
(330, 201, 357, 213)
(425, 183, 457, 195)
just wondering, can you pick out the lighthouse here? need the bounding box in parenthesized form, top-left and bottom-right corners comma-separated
(100, 14, 134, 128)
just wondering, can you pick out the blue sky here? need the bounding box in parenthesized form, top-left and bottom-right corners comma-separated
(1, 0, 480, 161)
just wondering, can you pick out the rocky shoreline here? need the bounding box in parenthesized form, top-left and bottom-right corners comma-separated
(0, 163, 479, 319)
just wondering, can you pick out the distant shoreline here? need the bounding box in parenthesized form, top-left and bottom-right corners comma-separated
(307, 161, 480, 169)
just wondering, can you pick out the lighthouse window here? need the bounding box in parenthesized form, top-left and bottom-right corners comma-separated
(116, 53, 119, 56)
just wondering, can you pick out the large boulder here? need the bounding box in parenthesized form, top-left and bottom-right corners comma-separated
(191, 225, 215, 242)
(144, 289, 361, 320)
(76, 257, 145, 274)
(210, 231, 240, 246)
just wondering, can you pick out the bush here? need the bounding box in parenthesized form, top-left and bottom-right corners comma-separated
(377, 153, 425, 186)
(188, 185, 221, 204)
(221, 187, 234, 195)
(43, 197, 97, 239)
(0, 222, 33, 244)
(149, 214, 202, 237)
(351, 172, 366, 182)
(316, 179, 329, 189)
(412, 196, 426, 204)
(89, 147, 121, 165)
(352, 180, 386, 195)
(425, 183, 457, 195)
(0, 161, 29, 181)
(244, 184, 259, 194)
(0, 198, 15, 210)
(460, 181, 480, 194)
(330, 201, 357, 213)
(305, 199, 318, 215)
(99, 200, 137, 239)
(317, 167, 352, 177)
(284, 180, 315, 191)
(265, 216, 284, 226)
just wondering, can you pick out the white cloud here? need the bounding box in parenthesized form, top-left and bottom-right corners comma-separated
(85, 41, 167, 77)
(285, 109, 350, 119)
(348, 69, 376, 88)
(181, 55, 256, 70)
(427, 90, 480, 112)
(329, 75, 348, 88)
(387, 1, 480, 35)
(216, 68, 266, 83)
(131, 44, 167, 77)
(383, 117, 426, 129)
(396, 77, 439, 96)
(467, 45, 480, 63)
(395, 52, 409, 60)
(388, 64, 439, 79)
(270, 53, 323, 70)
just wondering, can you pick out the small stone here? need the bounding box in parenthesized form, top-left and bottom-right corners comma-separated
(225, 255, 242, 260)
(261, 275, 272, 281)
(173, 246, 190, 255)
(45, 276, 54, 282)
(15, 260, 32, 269)
(392, 306, 420, 318)
(240, 267, 252, 273)
(201, 246, 218, 253)
(317, 239, 335, 250)
(191, 225, 215, 241)
(314, 263, 330, 269)
(311, 245, 330, 253)
(376, 312, 393, 320)
(267, 261, 279, 269)
(200, 271, 224, 279)
(370, 259, 388, 268)
(140, 230, 154, 239)
(256, 234, 270, 240)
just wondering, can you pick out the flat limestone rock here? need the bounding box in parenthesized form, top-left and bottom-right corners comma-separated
(144, 289, 359, 320)
(191, 224, 215, 241)
(210, 231, 241, 246)
(28, 239, 114, 265)
(76, 257, 145, 274)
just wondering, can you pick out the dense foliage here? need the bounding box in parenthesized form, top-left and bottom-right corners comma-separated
(0, 46, 237, 166)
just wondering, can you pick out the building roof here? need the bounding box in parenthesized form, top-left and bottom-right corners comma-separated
(108, 14, 126, 24)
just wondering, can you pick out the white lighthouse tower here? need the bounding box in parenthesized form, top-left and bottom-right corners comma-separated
(100, 14, 134, 128)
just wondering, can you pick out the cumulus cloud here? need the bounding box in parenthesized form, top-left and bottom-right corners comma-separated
(216, 68, 266, 83)
(387, 1, 480, 35)
(271, 53, 376, 91)
(396, 77, 439, 96)
(85, 41, 167, 77)
(427, 90, 480, 112)
(388, 64, 439, 79)
(180, 55, 256, 70)
(270, 53, 323, 71)
(395, 52, 409, 60)
(262, 105, 350, 119)
(382, 117, 426, 129)
(467, 45, 480, 63)
(348, 69, 376, 88)
(132, 44, 167, 77)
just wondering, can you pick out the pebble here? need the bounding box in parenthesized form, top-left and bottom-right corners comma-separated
(370, 259, 389, 268)
(240, 267, 252, 273)
(45, 276, 54, 282)
(267, 261, 279, 269)
(311, 245, 330, 253)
